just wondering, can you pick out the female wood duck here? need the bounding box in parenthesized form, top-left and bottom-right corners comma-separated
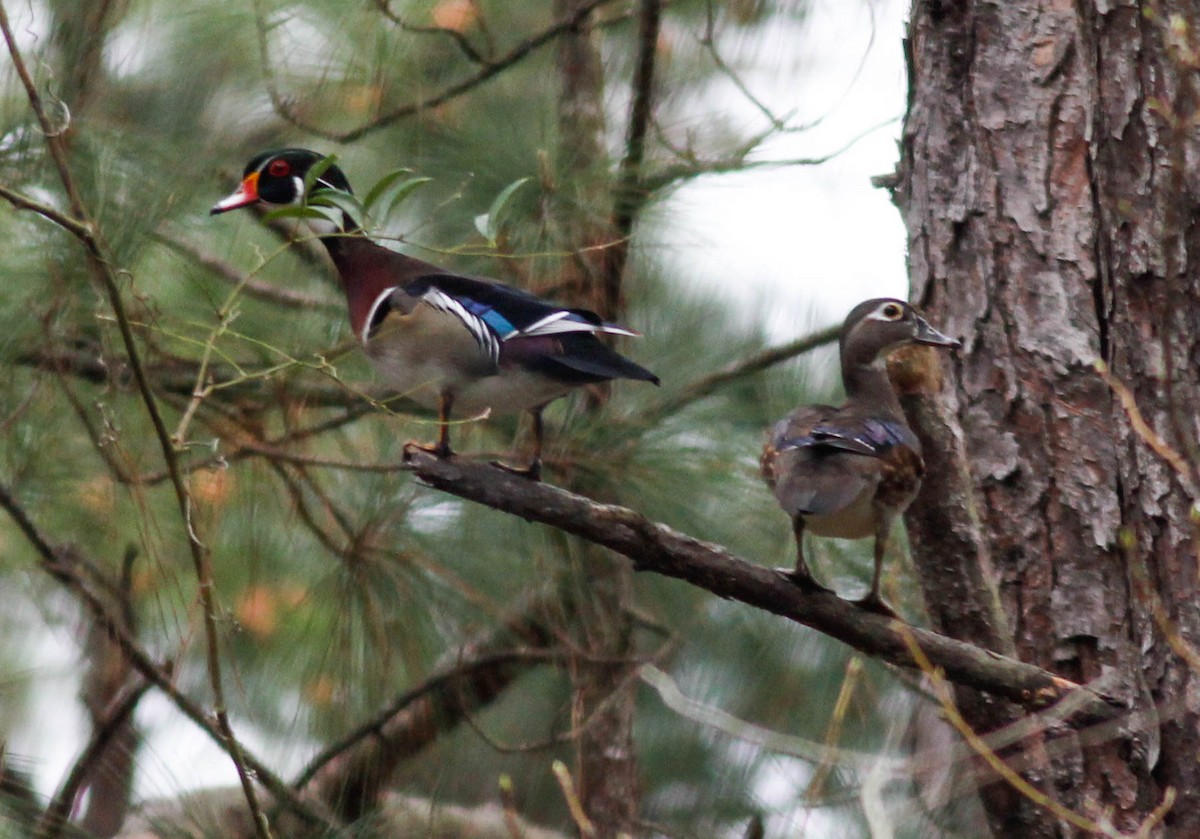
(212, 149, 659, 480)
(760, 298, 959, 615)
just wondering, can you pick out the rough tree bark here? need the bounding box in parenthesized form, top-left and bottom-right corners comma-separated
(553, 1, 642, 834)
(898, 0, 1200, 835)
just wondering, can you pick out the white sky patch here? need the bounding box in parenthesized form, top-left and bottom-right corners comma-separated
(133, 690, 317, 801)
(3, 1, 50, 58)
(663, 0, 908, 341)
(3, 612, 90, 798)
(406, 497, 464, 535)
(105, 14, 157, 79)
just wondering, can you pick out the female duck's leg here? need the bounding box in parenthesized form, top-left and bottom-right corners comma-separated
(778, 516, 833, 594)
(854, 510, 899, 618)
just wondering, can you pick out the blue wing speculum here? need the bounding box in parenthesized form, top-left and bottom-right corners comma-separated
(780, 417, 913, 458)
(420, 286, 505, 362)
(362, 284, 503, 363)
(405, 273, 638, 362)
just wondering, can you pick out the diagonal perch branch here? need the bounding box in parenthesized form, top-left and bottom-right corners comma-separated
(400, 447, 1122, 726)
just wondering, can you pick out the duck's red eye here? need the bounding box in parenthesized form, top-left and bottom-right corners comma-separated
(267, 159, 291, 178)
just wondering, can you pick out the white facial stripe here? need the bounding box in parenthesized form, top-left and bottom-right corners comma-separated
(865, 302, 906, 323)
(363, 287, 397, 344)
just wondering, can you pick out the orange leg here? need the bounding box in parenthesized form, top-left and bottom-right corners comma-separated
(434, 393, 453, 457)
(410, 392, 453, 457)
(491, 404, 545, 481)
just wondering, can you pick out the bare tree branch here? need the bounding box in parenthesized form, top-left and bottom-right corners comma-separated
(297, 586, 575, 820)
(0, 480, 339, 832)
(254, 0, 625, 142)
(0, 182, 93, 238)
(37, 680, 150, 839)
(599, 0, 662, 319)
(17, 314, 840, 455)
(372, 0, 488, 64)
(400, 447, 1122, 725)
(645, 322, 841, 423)
(0, 7, 271, 831)
(15, 343, 379, 411)
(641, 114, 901, 196)
(154, 228, 340, 312)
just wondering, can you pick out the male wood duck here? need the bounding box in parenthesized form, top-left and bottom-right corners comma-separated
(212, 149, 659, 479)
(760, 298, 959, 615)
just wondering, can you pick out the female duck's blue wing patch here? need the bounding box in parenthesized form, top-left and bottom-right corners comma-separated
(778, 417, 915, 459)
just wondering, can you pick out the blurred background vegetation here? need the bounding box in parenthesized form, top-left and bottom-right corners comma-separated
(0, 0, 975, 836)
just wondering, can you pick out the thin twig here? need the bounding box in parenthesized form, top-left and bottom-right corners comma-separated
(296, 584, 577, 818)
(900, 631, 1125, 837)
(255, 0, 624, 142)
(1134, 787, 1177, 839)
(499, 774, 527, 839)
(154, 229, 339, 311)
(641, 114, 902, 196)
(135, 404, 378, 485)
(645, 323, 841, 423)
(373, 0, 488, 64)
(1096, 360, 1198, 495)
(36, 680, 151, 839)
(0, 182, 92, 238)
(51, 360, 138, 484)
(806, 656, 863, 800)
(599, 0, 662, 318)
(459, 640, 669, 757)
(552, 760, 597, 838)
(641, 663, 898, 769)
(0, 480, 337, 831)
(0, 11, 272, 829)
(700, 3, 790, 131)
(293, 649, 559, 790)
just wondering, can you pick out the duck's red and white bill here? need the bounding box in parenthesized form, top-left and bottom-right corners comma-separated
(211, 172, 260, 214)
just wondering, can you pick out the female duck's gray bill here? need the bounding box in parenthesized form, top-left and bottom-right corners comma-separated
(913, 316, 961, 349)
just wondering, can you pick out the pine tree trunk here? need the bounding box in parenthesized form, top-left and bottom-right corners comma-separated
(898, 1, 1200, 834)
(554, 2, 640, 835)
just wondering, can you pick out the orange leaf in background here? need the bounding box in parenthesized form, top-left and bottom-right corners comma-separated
(280, 585, 309, 608)
(343, 83, 384, 116)
(131, 566, 157, 596)
(191, 468, 234, 507)
(77, 475, 116, 513)
(236, 585, 278, 639)
(432, 0, 476, 31)
(305, 674, 336, 708)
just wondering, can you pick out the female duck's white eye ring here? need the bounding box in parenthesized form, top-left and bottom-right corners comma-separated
(880, 303, 904, 320)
